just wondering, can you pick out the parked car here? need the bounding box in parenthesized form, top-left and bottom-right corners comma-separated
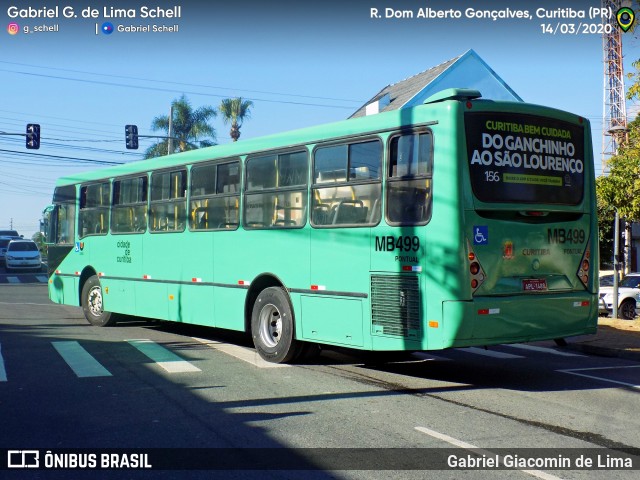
(5, 239, 42, 272)
(0, 237, 11, 265)
(0, 230, 20, 237)
(599, 273, 640, 320)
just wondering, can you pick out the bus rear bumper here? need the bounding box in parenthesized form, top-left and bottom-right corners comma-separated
(441, 293, 598, 349)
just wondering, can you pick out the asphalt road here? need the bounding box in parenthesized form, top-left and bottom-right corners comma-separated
(0, 283, 639, 479)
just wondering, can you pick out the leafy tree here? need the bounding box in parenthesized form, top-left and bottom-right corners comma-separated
(32, 231, 47, 257)
(626, 59, 640, 101)
(599, 116, 640, 218)
(596, 116, 640, 267)
(219, 97, 254, 142)
(145, 95, 217, 158)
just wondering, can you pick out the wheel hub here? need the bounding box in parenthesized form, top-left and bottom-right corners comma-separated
(258, 303, 282, 348)
(88, 286, 103, 316)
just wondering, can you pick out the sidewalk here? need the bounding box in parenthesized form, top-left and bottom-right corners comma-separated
(565, 317, 640, 361)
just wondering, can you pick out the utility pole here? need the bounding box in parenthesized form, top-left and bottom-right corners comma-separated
(168, 105, 174, 155)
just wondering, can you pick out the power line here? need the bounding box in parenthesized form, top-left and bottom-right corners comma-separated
(0, 69, 356, 110)
(0, 149, 124, 166)
(0, 60, 365, 104)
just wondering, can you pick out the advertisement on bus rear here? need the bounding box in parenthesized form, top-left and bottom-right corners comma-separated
(465, 112, 585, 205)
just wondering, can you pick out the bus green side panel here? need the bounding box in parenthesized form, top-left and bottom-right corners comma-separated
(310, 228, 370, 295)
(300, 296, 363, 347)
(50, 276, 77, 306)
(135, 283, 168, 320)
(214, 287, 246, 331)
(104, 278, 135, 314)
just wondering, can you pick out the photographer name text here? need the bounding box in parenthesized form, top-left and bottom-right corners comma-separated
(7, 5, 181, 19)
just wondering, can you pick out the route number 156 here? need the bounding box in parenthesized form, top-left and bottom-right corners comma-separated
(485, 171, 500, 182)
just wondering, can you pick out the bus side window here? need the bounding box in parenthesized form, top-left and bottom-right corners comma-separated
(386, 131, 433, 226)
(150, 169, 187, 233)
(190, 160, 241, 231)
(244, 151, 308, 230)
(311, 139, 382, 228)
(112, 176, 148, 234)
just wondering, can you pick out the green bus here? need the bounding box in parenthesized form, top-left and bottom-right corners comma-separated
(44, 88, 598, 363)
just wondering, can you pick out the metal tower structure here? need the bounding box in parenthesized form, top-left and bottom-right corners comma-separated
(602, 0, 627, 173)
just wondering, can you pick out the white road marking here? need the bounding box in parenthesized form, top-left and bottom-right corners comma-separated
(192, 337, 289, 368)
(127, 339, 201, 373)
(411, 352, 452, 362)
(52, 341, 112, 378)
(507, 344, 585, 357)
(0, 342, 7, 381)
(558, 365, 640, 390)
(6, 277, 20, 284)
(461, 347, 524, 359)
(415, 426, 564, 480)
(36, 275, 48, 283)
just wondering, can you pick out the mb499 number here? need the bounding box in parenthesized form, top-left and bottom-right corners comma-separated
(547, 228, 585, 244)
(375, 235, 420, 252)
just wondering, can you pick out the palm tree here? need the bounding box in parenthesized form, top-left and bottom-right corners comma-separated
(145, 95, 217, 158)
(219, 97, 254, 142)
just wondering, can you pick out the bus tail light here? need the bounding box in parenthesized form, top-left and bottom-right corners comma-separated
(467, 241, 486, 294)
(576, 238, 591, 289)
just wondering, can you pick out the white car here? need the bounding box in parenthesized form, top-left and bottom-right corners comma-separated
(599, 273, 640, 320)
(5, 239, 42, 272)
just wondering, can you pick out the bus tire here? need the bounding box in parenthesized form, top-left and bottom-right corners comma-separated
(81, 275, 115, 327)
(619, 299, 636, 320)
(251, 287, 299, 363)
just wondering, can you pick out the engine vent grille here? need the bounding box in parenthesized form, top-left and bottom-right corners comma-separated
(371, 275, 421, 338)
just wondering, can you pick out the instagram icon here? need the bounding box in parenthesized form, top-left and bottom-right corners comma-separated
(7, 22, 19, 35)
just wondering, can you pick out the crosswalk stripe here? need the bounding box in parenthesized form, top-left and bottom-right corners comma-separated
(0, 343, 7, 381)
(193, 337, 289, 369)
(6, 276, 20, 284)
(36, 275, 48, 283)
(507, 344, 585, 357)
(127, 339, 201, 373)
(460, 347, 524, 359)
(52, 341, 112, 378)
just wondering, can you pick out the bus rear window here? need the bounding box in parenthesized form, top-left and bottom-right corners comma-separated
(465, 112, 585, 205)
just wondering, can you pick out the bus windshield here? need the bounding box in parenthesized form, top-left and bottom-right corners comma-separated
(465, 112, 585, 205)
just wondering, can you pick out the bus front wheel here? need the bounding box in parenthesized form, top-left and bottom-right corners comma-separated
(81, 275, 115, 327)
(251, 287, 299, 363)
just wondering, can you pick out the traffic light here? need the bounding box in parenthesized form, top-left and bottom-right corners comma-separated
(125, 124, 139, 149)
(26, 123, 40, 149)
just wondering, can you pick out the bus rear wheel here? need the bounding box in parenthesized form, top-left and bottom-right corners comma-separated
(81, 275, 115, 327)
(251, 287, 299, 363)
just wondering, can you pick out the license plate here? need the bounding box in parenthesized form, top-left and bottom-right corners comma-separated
(522, 279, 547, 291)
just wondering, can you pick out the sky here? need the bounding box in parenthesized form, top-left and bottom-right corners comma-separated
(1, 0, 639, 236)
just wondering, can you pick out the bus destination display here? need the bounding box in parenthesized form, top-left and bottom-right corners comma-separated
(465, 112, 585, 205)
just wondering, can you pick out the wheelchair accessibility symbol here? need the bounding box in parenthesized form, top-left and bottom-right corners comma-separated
(473, 226, 488, 245)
